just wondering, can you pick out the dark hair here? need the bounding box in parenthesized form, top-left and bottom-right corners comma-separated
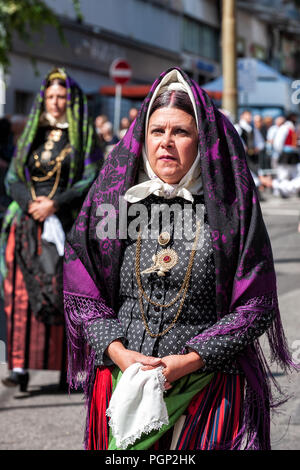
(149, 90, 196, 121)
(46, 78, 66, 89)
(241, 109, 252, 116)
(286, 112, 298, 122)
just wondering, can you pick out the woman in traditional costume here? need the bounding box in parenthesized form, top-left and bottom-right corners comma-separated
(0, 68, 102, 392)
(64, 68, 298, 450)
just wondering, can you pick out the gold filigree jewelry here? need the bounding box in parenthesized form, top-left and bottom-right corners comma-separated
(135, 221, 201, 338)
(158, 231, 170, 246)
(41, 150, 52, 162)
(50, 129, 63, 142)
(34, 154, 41, 168)
(141, 248, 178, 276)
(38, 129, 63, 163)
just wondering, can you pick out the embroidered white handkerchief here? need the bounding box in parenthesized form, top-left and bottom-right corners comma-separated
(106, 362, 168, 449)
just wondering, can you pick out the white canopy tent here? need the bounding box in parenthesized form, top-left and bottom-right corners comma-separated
(203, 58, 299, 118)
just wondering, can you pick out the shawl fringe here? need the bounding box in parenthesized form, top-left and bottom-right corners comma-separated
(63, 292, 115, 390)
(64, 290, 298, 450)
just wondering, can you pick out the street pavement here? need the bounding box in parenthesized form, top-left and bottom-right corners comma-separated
(0, 193, 299, 450)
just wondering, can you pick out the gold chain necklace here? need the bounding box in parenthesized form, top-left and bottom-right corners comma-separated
(135, 221, 201, 338)
(30, 145, 71, 200)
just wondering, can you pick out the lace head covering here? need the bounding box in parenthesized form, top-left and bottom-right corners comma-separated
(125, 69, 202, 203)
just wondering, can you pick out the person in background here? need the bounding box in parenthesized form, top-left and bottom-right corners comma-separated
(0, 68, 102, 393)
(94, 114, 108, 154)
(272, 112, 300, 183)
(129, 107, 138, 123)
(296, 122, 300, 147)
(95, 114, 108, 136)
(260, 172, 300, 199)
(253, 114, 267, 170)
(118, 116, 130, 139)
(266, 116, 286, 169)
(235, 110, 257, 173)
(101, 121, 119, 158)
(261, 116, 273, 140)
(235, 111, 266, 199)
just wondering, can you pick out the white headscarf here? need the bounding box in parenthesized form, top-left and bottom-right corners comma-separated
(124, 70, 203, 203)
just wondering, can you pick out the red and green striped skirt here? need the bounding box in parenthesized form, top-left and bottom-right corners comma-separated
(87, 366, 244, 451)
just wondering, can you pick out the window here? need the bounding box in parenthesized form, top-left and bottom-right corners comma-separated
(250, 44, 267, 61)
(14, 90, 34, 115)
(182, 17, 219, 61)
(237, 37, 246, 58)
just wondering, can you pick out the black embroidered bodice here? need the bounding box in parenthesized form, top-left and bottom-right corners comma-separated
(9, 126, 81, 231)
(27, 126, 71, 198)
(85, 195, 275, 375)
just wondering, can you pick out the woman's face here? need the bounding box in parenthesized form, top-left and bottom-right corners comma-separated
(45, 84, 67, 120)
(146, 107, 198, 184)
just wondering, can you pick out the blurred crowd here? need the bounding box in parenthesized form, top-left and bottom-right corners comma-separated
(219, 108, 300, 202)
(94, 107, 138, 159)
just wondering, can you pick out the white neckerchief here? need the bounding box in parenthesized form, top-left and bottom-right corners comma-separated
(124, 146, 202, 203)
(39, 111, 69, 129)
(124, 70, 203, 203)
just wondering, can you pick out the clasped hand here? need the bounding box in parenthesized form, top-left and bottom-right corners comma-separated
(107, 341, 204, 391)
(28, 196, 56, 222)
(140, 353, 203, 390)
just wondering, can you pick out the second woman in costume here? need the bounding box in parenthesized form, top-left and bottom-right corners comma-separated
(1, 68, 102, 392)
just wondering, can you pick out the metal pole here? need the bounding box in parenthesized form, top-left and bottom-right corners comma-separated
(113, 84, 122, 135)
(0, 66, 5, 118)
(222, 0, 238, 123)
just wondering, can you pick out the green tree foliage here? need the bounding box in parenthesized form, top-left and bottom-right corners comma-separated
(0, 0, 82, 72)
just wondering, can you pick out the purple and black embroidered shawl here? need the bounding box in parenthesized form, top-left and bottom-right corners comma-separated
(63, 68, 298, 450)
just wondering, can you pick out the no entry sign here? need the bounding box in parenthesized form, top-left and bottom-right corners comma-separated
(110, 59, 132, 85)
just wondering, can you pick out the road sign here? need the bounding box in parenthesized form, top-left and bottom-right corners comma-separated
(110, 58, 132, 85)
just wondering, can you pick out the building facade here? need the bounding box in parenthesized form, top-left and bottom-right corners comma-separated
(237, 0, 300, 78)
(4, 0, 300, 121)
(5, 0, 221, 119)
